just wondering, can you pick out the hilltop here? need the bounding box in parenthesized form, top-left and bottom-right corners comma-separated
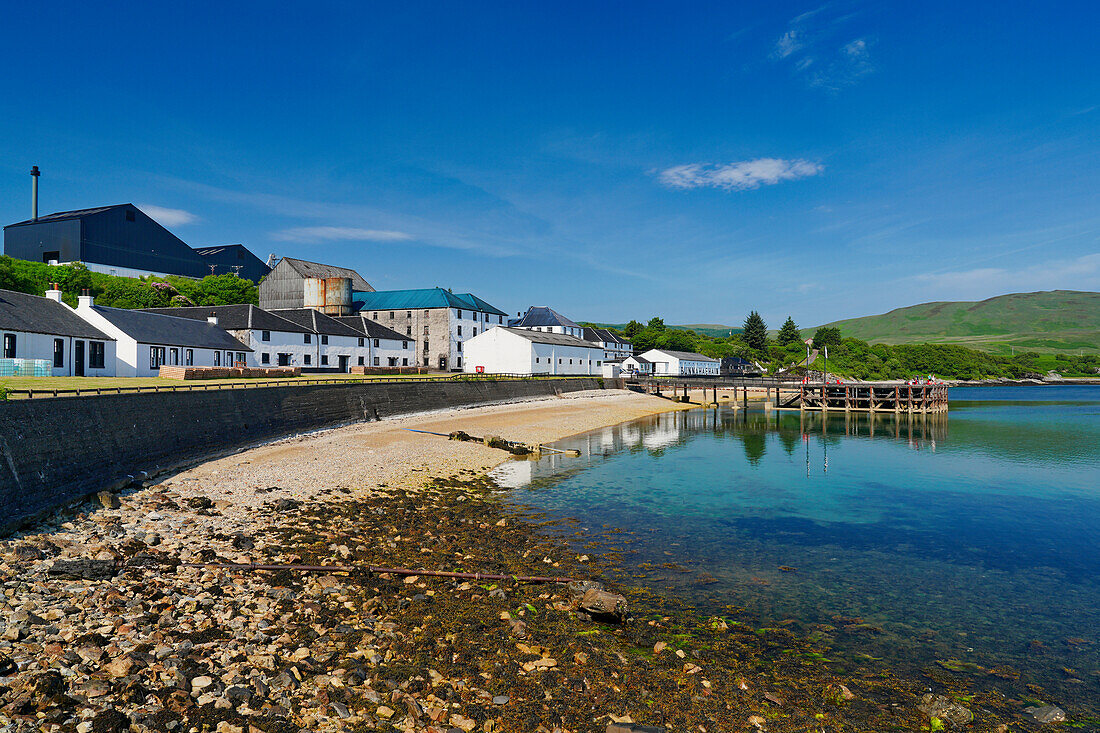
(810, 290, 1100, 355)
(588, 322, 740, 338)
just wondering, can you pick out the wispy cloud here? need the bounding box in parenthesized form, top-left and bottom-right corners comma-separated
(771, 6, 874, 91)
(139, 205, 198, 227)
(272, 226, 412, 243)
(657, 158, 824, 192)
(909, 253, 1100, 298)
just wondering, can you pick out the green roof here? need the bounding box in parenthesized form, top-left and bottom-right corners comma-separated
(353, 288, 507, 316)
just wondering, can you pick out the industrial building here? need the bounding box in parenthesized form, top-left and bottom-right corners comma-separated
(333, 315, 415, 368)
(353, 288, 508, 371)
(637, 348, 720, 376)
(3, 203, 270, 282)
(463, 327, 604, 375)
(258, 257, 374, 311)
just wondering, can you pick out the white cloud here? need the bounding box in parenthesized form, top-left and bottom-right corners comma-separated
(770, 6, 874, 91)
(657, 158, 824, 192)
(139, 205, 198, 227)
(909, 253, 1100, 298)
(272, 226, 413, 243)
(773, 30, 803, 59)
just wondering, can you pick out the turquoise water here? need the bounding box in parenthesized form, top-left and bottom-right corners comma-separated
(493, 386, 1100, 719)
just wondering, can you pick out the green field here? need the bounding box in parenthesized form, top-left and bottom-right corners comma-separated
(808, 290, 1100, 355)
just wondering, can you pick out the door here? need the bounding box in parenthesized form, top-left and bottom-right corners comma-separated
(74, 340, 85, 377)
(338, 355, 349, 372)
(278, 353, 290, 366)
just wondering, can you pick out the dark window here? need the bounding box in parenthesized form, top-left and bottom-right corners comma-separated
(373, 357, 380, 366)
(261, 352, 270, 364)
(402, 358, 408, 366)
(304, 334, 311, 344)
(358, 356, 364, 366)
(423, 325, 429, 335)
(388, 357, 397, 366)
(402, 341, 408, 349)
(406, 326, 412, 335)
(473, 328, 477, 337)
(373, 312, 378, 319)
(304, 354, 311, 365)
(151, 347, 166, 369)
(185, 349, 193, 366)
(89, 342, 106, 369)
(125, 210, 136, 222)
(237, 352, 246, 364)
(214, 351, 221, 366)
(321, 334, 328, 345)
(3, 334, 15, 358)
(456, 356, 462, 368)
(498, 316, 502, 324)
(169, 347, 179, 365)
(457, 341, 462, 352)
(261, 330, 270, 342)
(42, 251, 60, 263)
(373, 339, 379, 347)
(53, 339, 64, 367)
(457, 326, 462, 336)
(423, 340, 429, 352)
(389, 311, 394, 319)
(424, 310, 429, 316)
(457, 309, 463, 319)
(321, 355, 329, 365)
(358, 337, 364, 347)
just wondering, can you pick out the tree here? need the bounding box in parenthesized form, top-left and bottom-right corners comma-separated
(812, 326, 842, 350)
(776, 316, 801, 346)
(622, 320, 644, 338)
(647, 317, 666, 332)
(742, 311, 768, 352)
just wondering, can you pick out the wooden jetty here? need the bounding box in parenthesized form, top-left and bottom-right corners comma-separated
(623, 377, 948, 414)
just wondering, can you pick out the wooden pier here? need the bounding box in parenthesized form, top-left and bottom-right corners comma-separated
(623, 377, 948, 414)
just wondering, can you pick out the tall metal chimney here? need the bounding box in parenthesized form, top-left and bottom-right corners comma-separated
(30, 166, 40, 220)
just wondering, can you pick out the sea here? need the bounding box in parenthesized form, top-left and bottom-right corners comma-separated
(492, 385, 1100, 721)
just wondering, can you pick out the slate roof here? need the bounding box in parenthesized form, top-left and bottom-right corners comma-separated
(140, 305, 311, 334)
(582, 326, 630, 345)
(624, 355, 651, 364)
(0, 289, 113, 340)
(332, 316, 409, 341)
(643, 349, 719, 362)
(497, 327, 599, 348)
(352, 288, 508, 317)
(90, 306, 250, 350)
(6, 205, 122, 227)
(276, 257, 374, 291)
(508, 306, 579, 329)
(267, 308, 365, 338)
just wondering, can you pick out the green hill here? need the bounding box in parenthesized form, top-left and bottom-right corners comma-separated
(588, 322, 740, 338)
(810, 290, 1100, 355)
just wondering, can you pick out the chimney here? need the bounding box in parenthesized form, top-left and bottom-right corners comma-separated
(207, 313, 218, 325)
(31, 165, 40, 221)
(45, 283, 62, 302)
(77, 288, 94, 309)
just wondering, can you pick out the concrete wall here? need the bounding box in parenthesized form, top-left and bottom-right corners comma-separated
(0, 377, 602, 534)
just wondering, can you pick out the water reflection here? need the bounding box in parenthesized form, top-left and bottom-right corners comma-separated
(494, 388, 1100, 721)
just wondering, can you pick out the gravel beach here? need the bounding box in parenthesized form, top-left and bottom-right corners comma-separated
(0, 389, 1018, 733)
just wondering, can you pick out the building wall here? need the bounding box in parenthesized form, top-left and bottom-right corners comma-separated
(2, 219, 81, 264)
(243, 328, 314, 368)
(0, 330, 116, 377)
(317, 334, 370, 371)
(464, 329, 602, 375)
(257, 260, 307, 310)
(0, 377, 603, 533)
(80, 206, 208, 278)
(370, 337, 414, 368)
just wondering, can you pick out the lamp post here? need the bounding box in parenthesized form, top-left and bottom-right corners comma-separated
(823, 345, 828, 384)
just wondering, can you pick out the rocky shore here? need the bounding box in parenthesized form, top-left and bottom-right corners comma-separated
(0, 390, 1044, 731)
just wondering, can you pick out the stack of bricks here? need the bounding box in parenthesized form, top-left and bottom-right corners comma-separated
(349, 366, 425, 375)
(157, 366, 301, 380)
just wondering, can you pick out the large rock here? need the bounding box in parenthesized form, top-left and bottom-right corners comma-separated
(579, 588, 628, 622)
(46, 558, 118, 580)
(918, 694, 973, 728)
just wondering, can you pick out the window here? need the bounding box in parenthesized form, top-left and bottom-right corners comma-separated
(423, 357, 429, 367)
(373, 356, 380, 366)
(237, 352, 246, 364)
(150, 346, 167, 369)
(169, 347, 179, 366)
(402, 341, 408, 349)
(214, 351, 221, 366)
(456, 310, 463, 319)
(226, 351, 233, 365)
(373, 338, 379, 347)
(304, 334, 311, 344)
(423, 310, 429, 316)
(389, 311, 395, 319)
(373, 312, 378, 319)
(456, 357, 462, 368)
(53, 339, 64, 368)
(423, 340, 430, 352)
(423, 325, 429, 335)
(406, 311, 411, 318)
(304, 354, 312, 365)
(358, 337, 364, 347)
(3, 334, 15, 358)
(185, 349, 193, 366)
(535, 358, 539, 363)
(261, 353, 270, 364)
(388, 357, 397, 366)
(569, 358, 573, 364)
(358, 356, 364, 366)
(321, 355, 329, 365)
(457, 326, 462, 336)
(498, 316, 503, 324)
(406, 326, 412, 335)
(321, 334, 328, 345)
(473, 328, 477, 337)
(89, 342, 106, 369)
(402, 358, 408, 366)
(457, 341, 463, 352)
(261, 330, 271, 342)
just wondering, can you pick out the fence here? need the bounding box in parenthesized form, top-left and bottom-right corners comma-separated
(1, 372, 599, 400)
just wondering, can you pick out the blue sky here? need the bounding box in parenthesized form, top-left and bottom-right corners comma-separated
(1, 1, 1097, 326)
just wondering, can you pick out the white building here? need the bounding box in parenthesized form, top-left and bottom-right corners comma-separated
(638, 349, 720, 376)
(582, 326, 633, 362)
(508, 306, 586, 339)
(621, 355, 654, 376)
(334, 315, 415, 368)
(0, 286, 116, 377)
(75, 293, 251, 377)
(268, 308, 371, 372)
(463, 326, 604, 376)
(143, 305, 316, 368)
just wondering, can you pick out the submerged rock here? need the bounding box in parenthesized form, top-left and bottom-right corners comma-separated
(918, 693, 973, 728)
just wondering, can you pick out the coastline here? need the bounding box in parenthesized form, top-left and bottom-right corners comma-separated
(0, 390, 1021, 732)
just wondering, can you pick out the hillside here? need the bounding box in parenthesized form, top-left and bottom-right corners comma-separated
(811, 290, 1100, 355)
(589, 322, 741, 338)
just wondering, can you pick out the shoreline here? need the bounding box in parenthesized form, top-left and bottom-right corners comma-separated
(0, 390, 1027, 732)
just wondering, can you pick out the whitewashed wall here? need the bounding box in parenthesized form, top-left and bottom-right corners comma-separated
(0, 330, 117, 377)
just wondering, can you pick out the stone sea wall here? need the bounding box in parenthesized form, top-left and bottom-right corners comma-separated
(0, 377, 602, 534)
